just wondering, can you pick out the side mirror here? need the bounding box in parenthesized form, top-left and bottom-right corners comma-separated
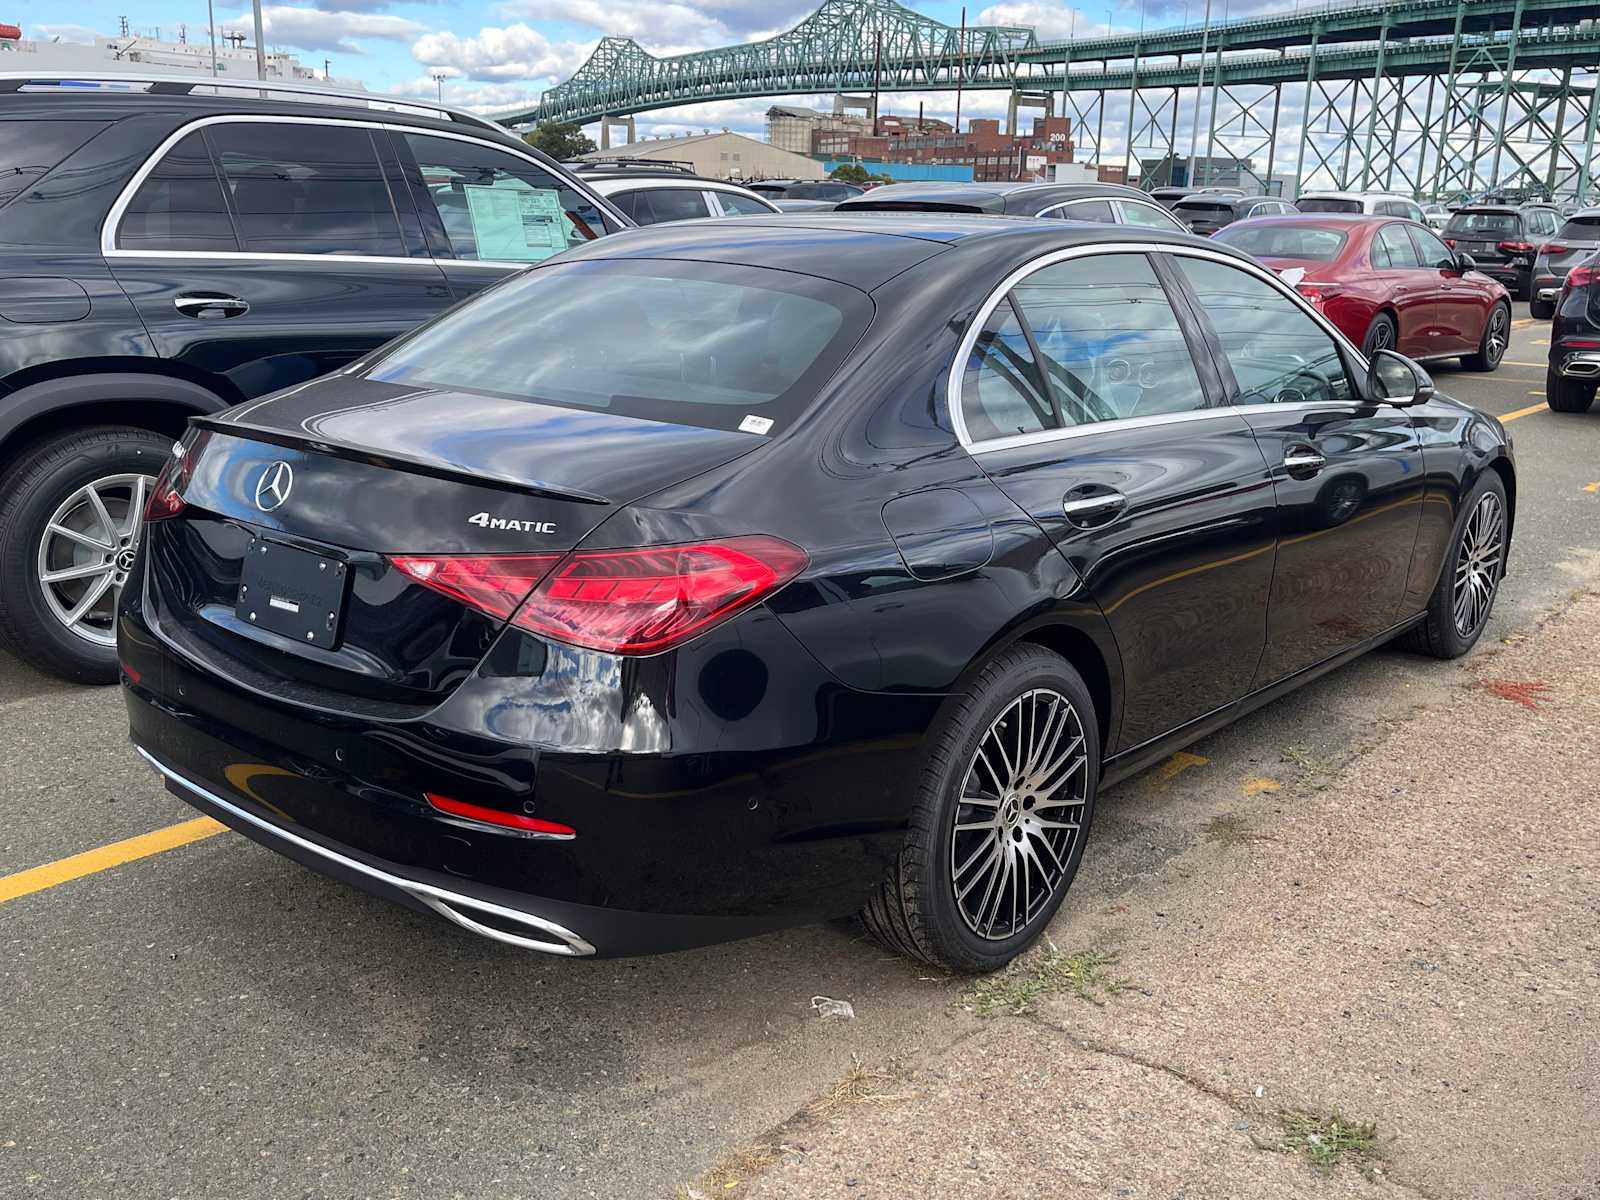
(1368, 349, 1435, 407)
(1455, 251, 1477, 273)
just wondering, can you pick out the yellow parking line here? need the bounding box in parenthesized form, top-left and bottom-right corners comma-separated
(1502, 360, 1546, 367)
(1500, 401, 1548, 423)
(0, 817, 226, 904)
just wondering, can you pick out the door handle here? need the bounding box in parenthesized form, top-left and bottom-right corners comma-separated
(1061, 488, 1127, 527)
(1283, 446, 1327, 478)
(174, 294, 249, 319)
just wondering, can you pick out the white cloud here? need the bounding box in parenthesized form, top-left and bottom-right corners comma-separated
(976, 3, 1131, 39)
(389, 73, 543, 113)
(32, 24, 101, 43)
(218, 6, 425, 53)
(412, 23, 592, 83)
(496, 0, 815, 43)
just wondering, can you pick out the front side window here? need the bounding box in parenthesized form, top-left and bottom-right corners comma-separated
(1408, 225, 1457, 270)
(404, 133, 607, 262)
(1174, 256, 1354, 404)
(207, 122, 404, 256)
(117, 130, 238, 251)
(365, 259, 863, 434)
(1013, 253, 1207, 422)
(714, 190, 775, 216)
(1373, 223, 1423, 269)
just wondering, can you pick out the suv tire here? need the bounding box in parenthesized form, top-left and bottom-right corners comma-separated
(860, 644, 1100, 973)
(0, 425, 174, 683)
(1545, 365, 1597, 414)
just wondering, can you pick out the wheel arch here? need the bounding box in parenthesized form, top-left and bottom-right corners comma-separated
(1009, 621, 1118, 756)
(0, 369, 234, 466)
(1486, 452, 1516, 543)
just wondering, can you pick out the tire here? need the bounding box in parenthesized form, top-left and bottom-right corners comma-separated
(0, 425, 174, 684)
(860, 644, 1101, 973)
(1401, 471, 1508, 659)
(1545, 365, 1597, 414)
(1360, 313, 1397, 359)
(1462, 302, 1510, 372)
(1529, 298, 1555, 321)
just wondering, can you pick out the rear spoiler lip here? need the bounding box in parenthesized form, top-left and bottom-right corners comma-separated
(188, 414, 612, 506)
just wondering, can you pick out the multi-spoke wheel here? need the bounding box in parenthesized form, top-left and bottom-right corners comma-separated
(951, 689, 1087, 941)
(860, 644, 1101, 973)
(1464, 302, 1510, 372)
(0, 425, 174, 683)
(1403, 471, 1508, 660)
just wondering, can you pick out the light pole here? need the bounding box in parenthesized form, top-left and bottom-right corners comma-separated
(207, 0, 218, 75)
(1187, 0, 1213, 185)
(251, 0, 266, 81)
(432, 72, 448, 103)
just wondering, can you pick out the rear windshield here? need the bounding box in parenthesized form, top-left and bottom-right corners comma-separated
(1213, 224, 1347, 261)
(0, 120, 109, 208)
(364, 259, 868, 434)
(1445, 211, 1520, 237)
(1557, 216, 1600, 240)
(1174, 201, 1232, 215)
(1296, 198, 1363, 214)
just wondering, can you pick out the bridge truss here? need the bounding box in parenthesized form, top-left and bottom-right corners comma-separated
(502, 0, 1600, 201)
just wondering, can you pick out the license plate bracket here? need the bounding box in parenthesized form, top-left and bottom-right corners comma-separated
(236, 536, 349, 649)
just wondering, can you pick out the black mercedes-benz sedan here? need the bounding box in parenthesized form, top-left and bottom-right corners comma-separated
(121, 216, 1515, 973)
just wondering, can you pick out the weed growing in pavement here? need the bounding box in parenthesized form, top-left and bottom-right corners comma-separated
(960, 945, 1125, 1017)
(1280, 745, 1338, 791)
(806, 1053, 914, 1117)
(1203, 813, 1275, 847)
(675, 1143, 782, 1199)
(1257, 1109, 1388, 1179)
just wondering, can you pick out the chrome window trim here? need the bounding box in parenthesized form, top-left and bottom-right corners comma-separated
(101, 114, 628, 263)
(948, 240, 1372, 454)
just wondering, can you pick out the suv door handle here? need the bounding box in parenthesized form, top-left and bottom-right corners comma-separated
(174, 293, 249, 319)
(1283, 446, 1327, 478)
(1061, 488, 1127, 527)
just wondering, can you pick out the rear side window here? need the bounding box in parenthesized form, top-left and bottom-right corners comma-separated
(1297, 198, 1362, 214)
(116, 130, 238, 252)
(1118, 201, 1184, 231)
(1047, 199, 1115, 223)
(1445, 211, 1520, 237)
(961, 299, 1056, 440)
(715, 190, 774, 216)
(0, 120, 108, 209)
(207, 123, 404, 256)
(365, 259, 866, 434)
(405, 133, 609, 260)
(629, 187, 712, 224)
(1008, 252, 1208, 424)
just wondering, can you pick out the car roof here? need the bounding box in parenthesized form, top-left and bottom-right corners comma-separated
(835, 181, 1158, 214)
(584, 173, 761, 192)
(554, 213, 1225, 292)
(1299, 191, 1414, 202)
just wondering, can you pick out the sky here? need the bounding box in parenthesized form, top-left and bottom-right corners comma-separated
(19, 0, 1305, 138)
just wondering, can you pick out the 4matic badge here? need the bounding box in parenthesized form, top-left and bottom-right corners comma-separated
(468, 512, 557, 534)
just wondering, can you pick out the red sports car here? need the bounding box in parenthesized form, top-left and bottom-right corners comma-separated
(1212, 215, 1511, 370)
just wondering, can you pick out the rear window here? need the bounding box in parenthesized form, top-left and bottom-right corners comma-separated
(1296, 198, 1363, 214)
(1445, 211, 1520, 237)
(364, 259, 868, 434)
(1174, 201, 1232, 215)
(1557, 216, 1600, 240)
(0, 120, 108, 208)
(1213, 224, 1347, 261)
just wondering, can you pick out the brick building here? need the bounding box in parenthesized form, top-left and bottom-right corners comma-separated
(813, 115, 1075, 183)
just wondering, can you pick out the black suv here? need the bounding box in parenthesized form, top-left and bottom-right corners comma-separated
(0, 73, 627, 682)
(1441, 203, 1563, 299)
(1545, 251, 1599, 414)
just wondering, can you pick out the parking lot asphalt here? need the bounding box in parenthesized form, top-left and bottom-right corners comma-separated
(4, 321, 1598, 1199)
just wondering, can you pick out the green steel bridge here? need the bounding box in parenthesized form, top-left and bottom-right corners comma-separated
(498, 0, 1600, 201)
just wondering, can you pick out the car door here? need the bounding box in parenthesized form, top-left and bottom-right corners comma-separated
(394, 130, 620, 300)
(106, 118, 453, 400)
(1168, 253, 1425, 686)
(1369, 222, 1435, 354)
(1410, 223, 1481, 353)
(961, 250, 1278, 751)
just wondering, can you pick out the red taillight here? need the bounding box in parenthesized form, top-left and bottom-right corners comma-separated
(425, 792, 575, 837)
(1497, 240, 1535, 255)
(514, 537, 809, 655)
(144, 429, 210, 524)
(1295, 283, 1342, 311)
(390, 554, 561, 622)
(1567, 262, 1597, 289)
(1543, 243, 1569, 255)
(1443, 238, 1456, 248)
(388, 536, 808, 656)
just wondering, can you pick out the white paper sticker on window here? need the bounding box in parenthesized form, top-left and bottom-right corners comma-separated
(463, 185, 566, 262)
(739, 415, 774, 435)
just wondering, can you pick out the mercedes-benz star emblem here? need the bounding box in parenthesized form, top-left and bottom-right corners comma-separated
(254, 461, 294, 512)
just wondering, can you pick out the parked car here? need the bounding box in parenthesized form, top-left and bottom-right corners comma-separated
(0, 71, 628, 684)
(747, 179, 799, 197)
(1441, 203, 1564, 298)
(1172, 193, 1298, 235)
(1297, 191, 1427, 223)
(123, 215, 1514, 972)
(572, 165, 781, 223)
(834, 181, 1186, 231)
(1212, 215, 1511, 366)
(1529, 209, 1600, 318)
(1148, 185, 1244, 210)
(1421, 203, 1454, 231)
(1545, 251, 1600, 413)
(781, 180, 867, 202)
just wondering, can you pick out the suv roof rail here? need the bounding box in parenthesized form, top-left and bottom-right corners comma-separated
(569, 158, 697, 174)
(0, 70, 517, 141)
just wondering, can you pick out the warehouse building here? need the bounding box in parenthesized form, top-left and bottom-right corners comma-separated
(579, 131, 823, 182)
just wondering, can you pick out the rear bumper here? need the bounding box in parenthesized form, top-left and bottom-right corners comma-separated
(1556, 352, 1600, 379)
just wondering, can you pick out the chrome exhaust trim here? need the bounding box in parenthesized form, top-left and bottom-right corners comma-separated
(1537, 288, 1559, 301)
(133, 745, 596, 957)
(1561, 356, 1600, 379)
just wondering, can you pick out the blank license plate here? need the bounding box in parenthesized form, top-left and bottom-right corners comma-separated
(236, 536, 349, 649)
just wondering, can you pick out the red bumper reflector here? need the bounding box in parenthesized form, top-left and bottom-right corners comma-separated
(425, 793, 575, 837)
